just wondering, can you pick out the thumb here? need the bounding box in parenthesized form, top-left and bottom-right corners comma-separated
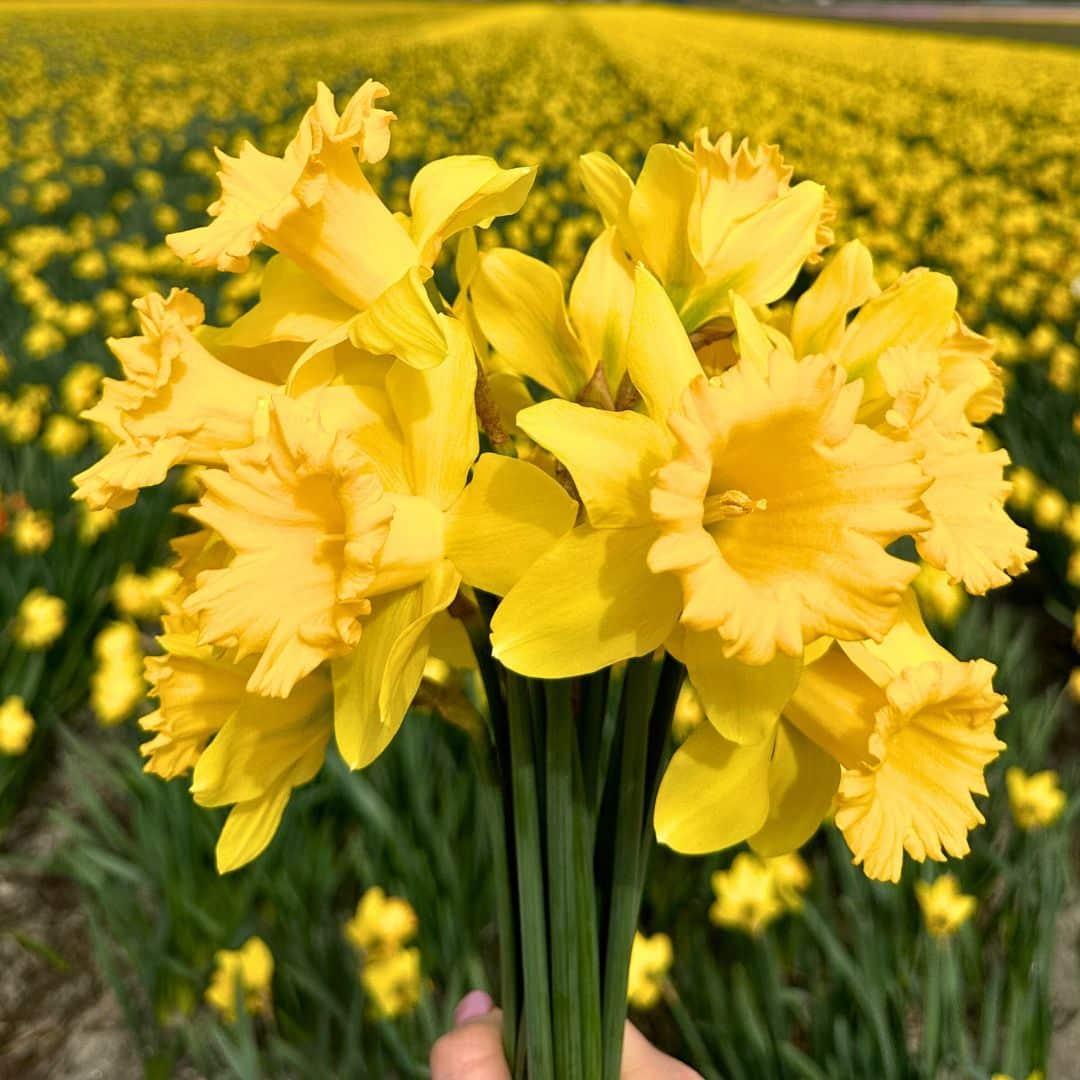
(622, 1020, 703, 1079)
(430, 991, 510, 1080)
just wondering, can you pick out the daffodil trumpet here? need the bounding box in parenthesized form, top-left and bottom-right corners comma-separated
(78, 83, 1024, 1079)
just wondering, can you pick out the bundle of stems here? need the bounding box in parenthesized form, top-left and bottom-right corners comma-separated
(456, 591, 685, 1079)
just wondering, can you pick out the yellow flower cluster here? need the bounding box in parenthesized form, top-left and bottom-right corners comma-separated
(345, 886, 423, 1019)
(204, 936, 274, 1023)
(709, 852, 811, 936)
(65, 67, 1029, 889)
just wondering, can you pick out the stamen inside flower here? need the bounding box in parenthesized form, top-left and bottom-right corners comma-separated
(703, 488, 767, 524)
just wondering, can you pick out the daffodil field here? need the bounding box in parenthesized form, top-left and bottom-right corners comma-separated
(1, 3, 1078, 1077)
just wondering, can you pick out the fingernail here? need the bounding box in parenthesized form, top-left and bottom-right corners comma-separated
(453, 990, 494, 1025)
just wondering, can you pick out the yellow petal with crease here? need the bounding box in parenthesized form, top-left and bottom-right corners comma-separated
(491, 525, 681, 678)
(579, 152, 641, 261)
(349, 266, 448, 369)
(628, 143, 697, 292)
(386, 320, 477, 508)
(654, 724, 773, 854)
(833, 268, 957, 382)
(211, 255, 356, 349)
(729, 292, 772, 375)
(680, 181, 826, 328)
(517, 399, 668, 527)
(409, 155, 536, 266)
(672, 626, 801, 744)
(790, 240, 879, 358)
(749, 721, 839, 857)
(626, 265, 702, 426)
(333, 561, 460, 769)
(569, 227, 635, 392)
(445, 454, 577, 596)
(470, 248, 590, 399)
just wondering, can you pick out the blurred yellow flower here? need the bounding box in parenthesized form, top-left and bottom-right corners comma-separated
(361, 946, 422, 1019)
(345, 887, 419, 959)
(766, 853, 811, 911)
(42, 413, 89, 456)
(10, 509, 52, 554)
(710, 852, 785, 936)
(78, 504, 117, 544)
(205, 937, 274, 1022)
(1006, 767, 1066, 830)
(627, 931, 673, 1009)
(13, 588, 66, 649)
(113, 566, 180, 619)
(916, 873, 975, 939)
(0, 696, 35, 756)
(59, 362, 103, 412)
(912, 562, 967, 627)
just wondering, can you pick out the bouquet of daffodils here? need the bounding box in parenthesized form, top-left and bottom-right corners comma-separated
(74, 82, 1032, 1077)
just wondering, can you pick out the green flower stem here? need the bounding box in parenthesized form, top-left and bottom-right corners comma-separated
(544, 679, 584, 1078)
(454, 593, 519, 1066)
(600, 656, 655, 1080)
(508, 674, 554, 1080)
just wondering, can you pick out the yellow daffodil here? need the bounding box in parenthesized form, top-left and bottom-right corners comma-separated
(361, 946, 422, 1019)
(205, 937, 274, 1022)
(167, 81, 534, 379)
(493, 266, 926, 740)
(741, 239, 1036, 594)
(580, 131, 832, 331)
(627, 931, 673, 1009)
(13, 588, 66, 649)
(345, 887, 419, 959)
(113, 565, 180, 619)
(73, 289, 275, 510)
(182, 343, 574, 751)
(1006, 767, 1066, 829)
(916, 873, 976, 939)
(0, 696, 35, 756)
(657, 593, 1005, 882)
(90, 621, 145, 725)
(709, 852, 785, 936)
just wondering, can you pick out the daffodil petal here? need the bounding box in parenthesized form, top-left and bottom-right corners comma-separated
(386, 319, 477, 509)
(749, 721, 839, 857)
(470, 247, 591, 399)
(210, 255, 356, 349)
(833, 268, 957, 382)
(348, 266, 448, 369)
(569, 227, 635, 392)
(578, 152, 640, 258)
(729, 292, 772, 375)
(627, 143, 697, 292)
(333, 561, 461, 769)
(408, 155, 536, 266)
(680, 181, 827, 328)
(654, 724, 773, 855)
(491, 525, 681, 678)
(790, 239, 879, 358)
(216, 783, 292, 874)
(445, 454, 577, 596)
(671, 626, 801, 744)
(517, 398, 668, 527)
(626, 265, 702, 426)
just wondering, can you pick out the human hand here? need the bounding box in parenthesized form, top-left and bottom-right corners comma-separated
(430, 990, 703, 1079)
